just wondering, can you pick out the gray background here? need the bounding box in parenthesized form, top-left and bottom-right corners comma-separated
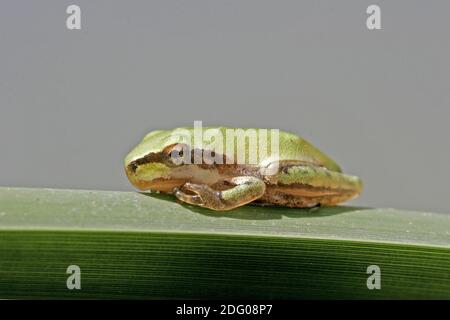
(1, 1, 449, 213)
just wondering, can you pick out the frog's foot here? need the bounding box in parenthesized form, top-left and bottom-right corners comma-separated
(173, 176, 266, 211)
(173, 186, 204, 206)
(174, 183, 224, 209)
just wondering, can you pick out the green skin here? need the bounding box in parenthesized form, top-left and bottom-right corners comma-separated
(124, 127, 363, 211)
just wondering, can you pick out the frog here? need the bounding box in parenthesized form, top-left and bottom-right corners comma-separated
(124, 127, 363, 211)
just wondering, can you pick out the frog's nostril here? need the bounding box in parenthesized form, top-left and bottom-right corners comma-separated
(128, 163, 138, 173)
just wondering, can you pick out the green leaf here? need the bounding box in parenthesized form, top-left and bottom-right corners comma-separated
(0, 187, 449, 299)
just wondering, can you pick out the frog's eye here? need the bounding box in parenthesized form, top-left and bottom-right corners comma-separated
(174, 149, 183, 158)
(164, 143, 190, 166)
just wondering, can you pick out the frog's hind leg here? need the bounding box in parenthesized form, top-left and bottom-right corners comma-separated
(174, 176, 266, 211)
(261, 164, 363, 207)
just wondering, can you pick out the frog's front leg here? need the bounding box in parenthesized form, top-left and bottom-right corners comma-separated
(173, 176, 266, 211)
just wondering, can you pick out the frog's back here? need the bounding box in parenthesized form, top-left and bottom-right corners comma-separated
(276, 129, 341, 172)
(137, 127, 341, 172)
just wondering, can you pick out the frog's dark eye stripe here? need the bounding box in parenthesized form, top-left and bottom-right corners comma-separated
(128, 152, 164, 172)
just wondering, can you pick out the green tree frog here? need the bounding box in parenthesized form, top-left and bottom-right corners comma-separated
(124, 127, 363, 211)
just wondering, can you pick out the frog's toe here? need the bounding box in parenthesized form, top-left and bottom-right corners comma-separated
(173, 187, 204, 206)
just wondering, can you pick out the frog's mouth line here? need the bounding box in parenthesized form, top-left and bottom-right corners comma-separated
(129, 145, 240, 174)
(130, 178, 188, 193)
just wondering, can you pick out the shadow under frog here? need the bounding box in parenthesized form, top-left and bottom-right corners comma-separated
(140, 192, 368, 221)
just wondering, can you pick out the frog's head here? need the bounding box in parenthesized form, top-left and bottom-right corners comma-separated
(124, 129, 218, 193)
